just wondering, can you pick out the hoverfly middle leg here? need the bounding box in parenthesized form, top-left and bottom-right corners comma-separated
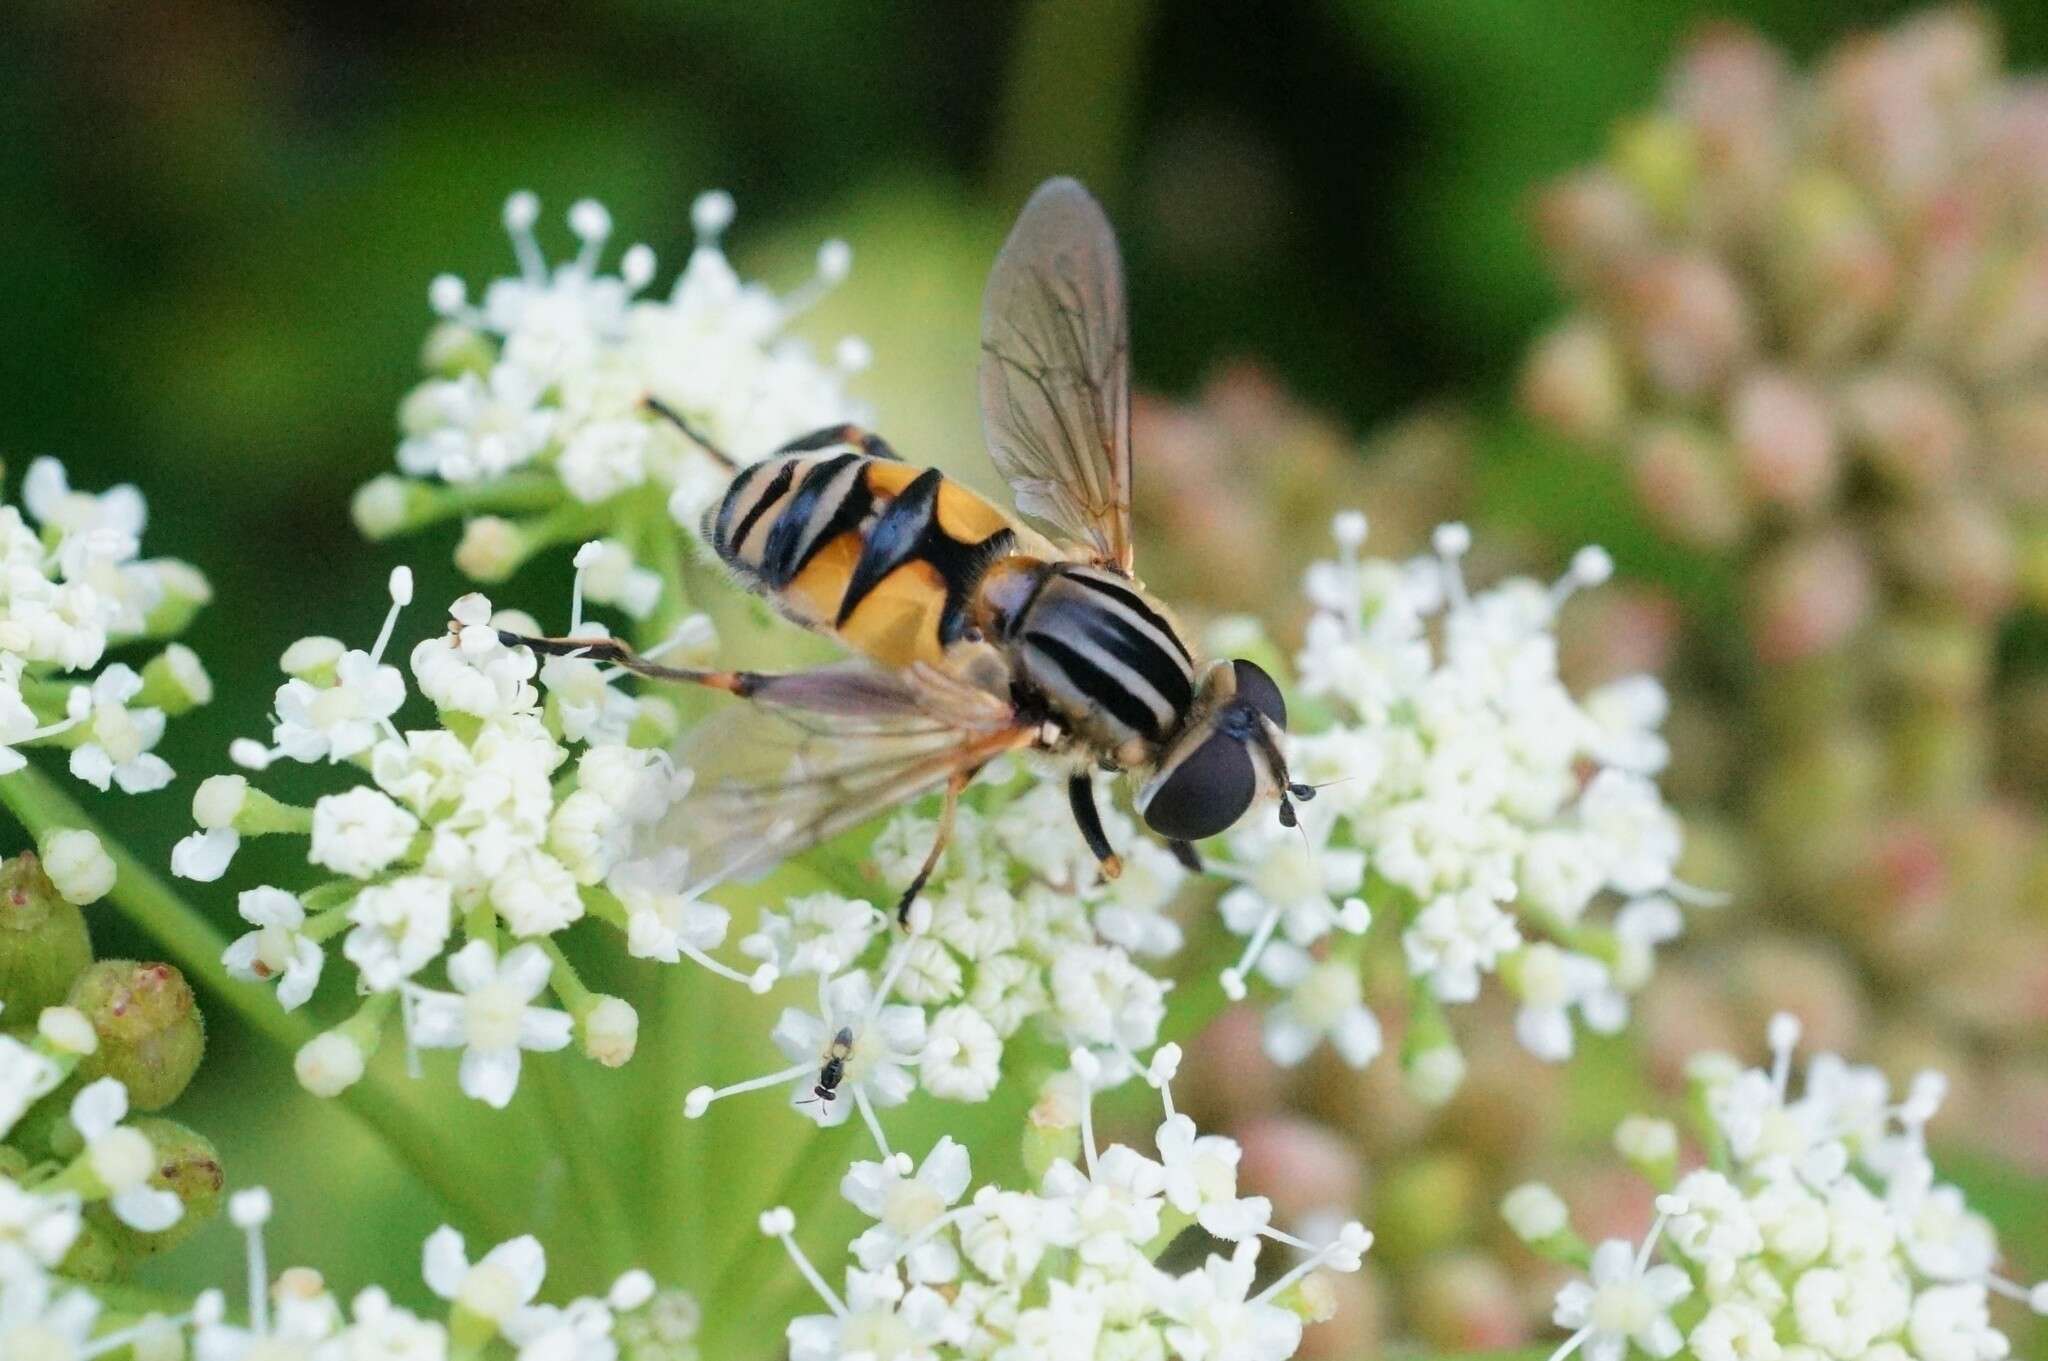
(1066, 773, 1123, 881)
(896, 768, 972, 926)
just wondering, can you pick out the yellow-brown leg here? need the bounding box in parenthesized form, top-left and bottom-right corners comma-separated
(501, 630, 760, 694)
(896, 768, 970, 925)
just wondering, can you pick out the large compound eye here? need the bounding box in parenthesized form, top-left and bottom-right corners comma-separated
(1141, 731, 1257, 842)
(1231, 658, 1287, 729)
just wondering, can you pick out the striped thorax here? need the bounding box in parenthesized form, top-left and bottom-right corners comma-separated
(977, 560, 1197, 768)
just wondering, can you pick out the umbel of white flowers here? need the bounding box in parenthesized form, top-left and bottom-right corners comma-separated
(1, 457, 213, 787)
(355, 188, 872, 575)
(1202, 513, 1711, 1105)
(763, 1044, 1372, 1361)
(0, 1171, 686, 1360)
(172, 552, 762, 1110)
(1507, 1014, 2048, 1361)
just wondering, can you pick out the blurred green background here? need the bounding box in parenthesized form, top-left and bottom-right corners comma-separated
(5, 0, 2048, 1349)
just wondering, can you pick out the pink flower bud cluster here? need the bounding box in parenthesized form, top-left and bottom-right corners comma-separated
(1527, 7, 2048, 1184)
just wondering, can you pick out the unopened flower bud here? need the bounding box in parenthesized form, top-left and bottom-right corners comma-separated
(1883, 494, 2017, 622)
(41, 1005, 97, 1055)
(454, 516, 529, 583)
(1234, 1117, 1362, 1225)
(1534, 170, 1653, 285)
(193, 774, 250, 830)
(421, 321, 496, 377)
(140, 561, 213, 638)
(1401, 1041, 1466, 1108)
(1372, 1153, 1477, 1265)
(92, 1117, 223, 1258)
(1748, 528, 1874, 665)
(1614, 1115, 1681, 1180)
(1769, 171, 1895, 361)
(352, 474, 422, 540)
(580, 996, 638, 1068)
(1520, 318, 1628, 444)
(1022, 1071, 1083, 1182)
(1175, 1005, 1287, 1125)
(1842, 370, 1969, 493)
(0, 852, 94, 1016)
(1620, 250, 1752, 400)
(1501, 1181, 1571, 1244)
(279, 637, 345, 683)
(39, 829, 116, 906)
(69, 961, 206, 1110)
(1630, 422, 1750, 549)
(295, 1030, 368, 1098)
(139, 644, 213, 714)
(1727, 368, 1839, 513)
(1408, 1252, 1530, 1353)
(1609, 115, 1697, 225)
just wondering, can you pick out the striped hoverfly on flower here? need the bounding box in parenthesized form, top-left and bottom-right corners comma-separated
(508, 177, 1314, 918)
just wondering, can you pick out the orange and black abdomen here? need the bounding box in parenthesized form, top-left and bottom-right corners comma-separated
(706, 438, 1019, 669)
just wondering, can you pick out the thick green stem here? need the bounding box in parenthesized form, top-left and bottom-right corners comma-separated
(0, 761, 522, 1239)
(529, 1054, 637, 1291)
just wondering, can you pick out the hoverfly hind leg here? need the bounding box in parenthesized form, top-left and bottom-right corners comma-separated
(1066, 773, 1122, 881)
(496, 631, 759, 694)
(895, 769, 971, 927)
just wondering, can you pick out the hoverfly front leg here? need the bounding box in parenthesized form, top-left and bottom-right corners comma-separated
(651, 396, 907, 468)
(896, 769, 972, 926)
(1066, 774, 1124, 881)
(642, 396, 740, 471)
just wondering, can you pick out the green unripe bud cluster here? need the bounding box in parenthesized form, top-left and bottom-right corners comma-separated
(67, 959, 207, 1110)
(0, 852, 94, 1016)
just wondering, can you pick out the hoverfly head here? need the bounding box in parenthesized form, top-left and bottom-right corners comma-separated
(1136, 659, 1306, 843)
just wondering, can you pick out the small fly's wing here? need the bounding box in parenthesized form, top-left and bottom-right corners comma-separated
(662, 662, 1035, 890)
(979, 177, 1135, 575)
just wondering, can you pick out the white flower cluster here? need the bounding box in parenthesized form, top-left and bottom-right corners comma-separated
(0, 1165, 693, 1361)
(0, 1000, 185, 1280)
(357, 189, 869, 569)
(684, 776, 1187, 1158)
(1510, 1015, 2048, 1361)
(172, 555, 763, 1109)
(765, 1046, 1371, 1361)
(1209, 512, 1701, 1095)
(0, 458, 212, 789)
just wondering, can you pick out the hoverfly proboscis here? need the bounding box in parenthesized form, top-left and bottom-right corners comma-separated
(507, 177, 1314, 920)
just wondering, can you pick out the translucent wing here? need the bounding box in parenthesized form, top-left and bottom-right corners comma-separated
(660, 661, 1036, 891)
(979, 177, 1134, 574)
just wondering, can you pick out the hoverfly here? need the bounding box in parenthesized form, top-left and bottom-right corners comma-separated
(510, 178, 1313, 917)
